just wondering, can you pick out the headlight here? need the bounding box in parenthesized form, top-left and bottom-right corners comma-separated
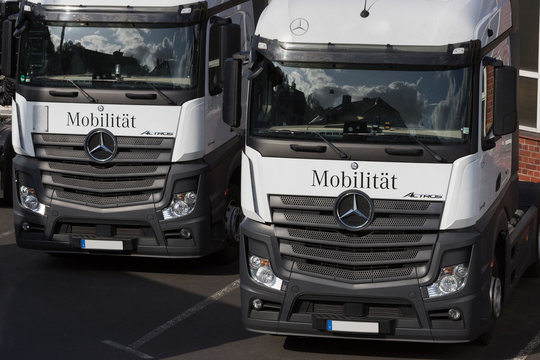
(427, 263, 469, 298)
(248, 255, 284, 291)
(19, 185, 46, 215)
(162, 191, 197, 219)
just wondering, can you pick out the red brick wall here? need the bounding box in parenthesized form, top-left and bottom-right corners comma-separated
(519, 134, 540, 182)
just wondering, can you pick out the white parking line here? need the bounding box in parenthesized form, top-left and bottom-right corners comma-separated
(513, 330, 540, 360)
(103, 278, 240, 359)
(102, 340, 154, 360)
(0, 231, 13, 238)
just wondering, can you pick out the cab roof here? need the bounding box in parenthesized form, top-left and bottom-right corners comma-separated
(257, 0, 512, 47)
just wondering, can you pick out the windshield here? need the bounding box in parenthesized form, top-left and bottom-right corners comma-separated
(18, 22, 200, 89)
(250, 58, 472, 144)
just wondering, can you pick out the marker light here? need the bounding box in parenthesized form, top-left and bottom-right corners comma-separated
(19, 186, 46, 215)
(427, 263, 469, 298)
(248, 255, 283, 291)
(162, 191, 197, 219)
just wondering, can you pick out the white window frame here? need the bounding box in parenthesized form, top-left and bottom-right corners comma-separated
(519, 5, 540, 133)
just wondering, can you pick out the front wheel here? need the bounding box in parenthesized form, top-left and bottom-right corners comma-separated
(218, 184, 243, 263)
(474, 257, 502, 345)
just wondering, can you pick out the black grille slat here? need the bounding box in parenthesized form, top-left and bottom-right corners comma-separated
(271, 194, 443, 283)
(276, 227, 436, 248)
(273, 210, 440, 231)
(42, 162, 167, 178)
(43, 174, 164, 193)
(33, 134, 172, 207)
(281, 241, 431, 266)
(270, 195, 443, 214)
(35, 134, 171, 148)
(37, 148, 171, 163)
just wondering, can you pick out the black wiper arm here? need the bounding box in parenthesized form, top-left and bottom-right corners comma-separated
(67, 79, 96, 103)
(143, 81, 176, 106)
(409, 135, 445, 163)
(312, 132, 350, 160)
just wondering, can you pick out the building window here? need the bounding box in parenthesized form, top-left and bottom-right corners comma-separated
(518, 0, 540, 132)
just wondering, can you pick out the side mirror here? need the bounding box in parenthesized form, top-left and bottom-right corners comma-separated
(223, 57, 242, 128)
(493, 66, 517, 136)
(1, 20, 14, 77)
(208, 18, 241, 96)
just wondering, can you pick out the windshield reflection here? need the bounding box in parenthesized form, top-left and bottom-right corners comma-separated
(19, 22, 200, 89)
(250, 58, 472, 144)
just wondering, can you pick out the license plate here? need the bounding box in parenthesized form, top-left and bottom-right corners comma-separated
(326, 320, 379, 334)
(81, 239, 124, 251)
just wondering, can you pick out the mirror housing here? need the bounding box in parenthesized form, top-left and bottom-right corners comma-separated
(222, 57, 242, 128)
(1, 20, 14, 77)
(208, 18, 241, 96)
(493, 66, 517, 136)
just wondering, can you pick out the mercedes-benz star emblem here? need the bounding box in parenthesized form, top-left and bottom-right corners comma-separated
(290, 18, 309, 36)
(85, 129, 118, 163)
(334, 190, 374, 231)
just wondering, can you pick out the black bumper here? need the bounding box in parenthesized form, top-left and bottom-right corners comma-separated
(13, 155, 229, 258)
(239, 219, 492, 343)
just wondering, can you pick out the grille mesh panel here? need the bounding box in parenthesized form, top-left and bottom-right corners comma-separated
(34, 134, 171, 207)
(271, 194, 442, 283)
(56, 190, 152, 206)
(289, 242, 420, 263)
(296, 263, 415, 282)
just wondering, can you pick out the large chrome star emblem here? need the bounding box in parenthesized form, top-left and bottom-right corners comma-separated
(334, 190, 374, 230)
(85, 129, 118, 163)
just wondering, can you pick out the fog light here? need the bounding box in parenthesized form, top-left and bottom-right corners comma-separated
(19, 186, 46, 215)
(252, 298, 263, 310)
(248, 254, 283, 291)
(427, 263, 469, 298)
(21, 222, 30, 232)
(448, 308, 461, 321)
(179, 228, 192, 239)
(162, 191, 197, 219)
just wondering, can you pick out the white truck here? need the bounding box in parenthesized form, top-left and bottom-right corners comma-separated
(224, 0, 540, 343)
(1, 0, 265, 257)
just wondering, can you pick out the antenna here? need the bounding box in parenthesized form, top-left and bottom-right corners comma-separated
(361, 0, 370, 18)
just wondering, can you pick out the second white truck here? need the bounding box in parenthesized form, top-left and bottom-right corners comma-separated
(224, 0, 540, 343)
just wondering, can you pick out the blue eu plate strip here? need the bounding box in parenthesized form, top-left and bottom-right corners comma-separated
(327, 320, 332, 331)
(81, 239, 86, 248)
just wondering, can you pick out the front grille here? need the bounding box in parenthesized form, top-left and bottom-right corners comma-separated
(33, 134, 173, 208)
(270, 195, 442, 283)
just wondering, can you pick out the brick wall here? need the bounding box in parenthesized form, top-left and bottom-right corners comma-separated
(519, 133, 540, 182)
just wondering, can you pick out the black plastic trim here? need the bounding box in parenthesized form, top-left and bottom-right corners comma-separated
(247, 136, 471, 163)
(17, 85, 199, 106)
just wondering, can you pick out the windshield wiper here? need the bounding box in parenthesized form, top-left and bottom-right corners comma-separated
(407, 134, 445, 162)
(142, 81, 176, 106)
(66, 79, 96, 103)
(312, 132, 350, 160)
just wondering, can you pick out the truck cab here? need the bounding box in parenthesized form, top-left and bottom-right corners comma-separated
(2, 0, 262, 257)
(225, 0, 540, 343)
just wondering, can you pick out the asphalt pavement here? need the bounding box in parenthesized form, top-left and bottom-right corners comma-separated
(1, 205, 540, 360)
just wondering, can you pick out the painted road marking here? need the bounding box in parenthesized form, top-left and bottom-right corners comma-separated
(102, 340, 154, 360)
(0, 231, 13, 238)
(103, 279, 240, 359)
(513, 330, 540, 360)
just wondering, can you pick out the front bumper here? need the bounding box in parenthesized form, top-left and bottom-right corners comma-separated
(13, 155, 229, 258)
(240, 219, 491, 343)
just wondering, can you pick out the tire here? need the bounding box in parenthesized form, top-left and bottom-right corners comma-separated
(0, 78, 15, 106)
(0, 134, 13, 206)
(474, 257, 502, 345)
(217, 183, 243, 263)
